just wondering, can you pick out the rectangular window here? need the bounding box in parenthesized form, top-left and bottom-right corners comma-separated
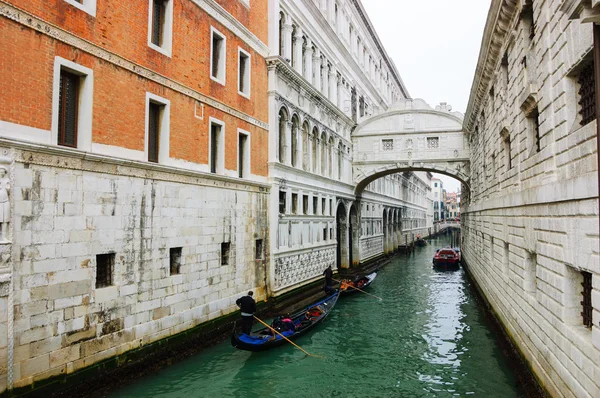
(581, 271, 592, 328)
(292, 193, 298, 214)
(147, 0, 172, 56)
(427, 137, 439, 149)
(58, 70, 80, 148)
(221, 242, 231, 266)
(255, 239, 263, 260)
(209, 120, 224, 174)
(503, 134, 512, 170)
(279, 191, 286, 214)
(526, 107, 540, 154)
(211, 28, 226, 84)
(238, 132, 248, 178)
(382, 139, 393, 151)
(303, 195, 309, 215)
(313, 197, 318, 215)
(96, 253, 114, 288)
(578, 63, 596, 126)
(322, 198, 326, 215)
(169, 247, 182, 275)
(238, 48, 250, 97)
(323, 227, 327, 241)
(148, 102, 162, 163)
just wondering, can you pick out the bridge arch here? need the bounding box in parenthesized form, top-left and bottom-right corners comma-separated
(352, 99, 471, 196)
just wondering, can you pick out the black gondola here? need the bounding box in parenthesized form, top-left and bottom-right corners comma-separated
(231, 291, 340, 352)
(340, 271, 377, 294)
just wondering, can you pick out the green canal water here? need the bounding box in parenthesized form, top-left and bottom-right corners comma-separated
(109, 235, 525, 397)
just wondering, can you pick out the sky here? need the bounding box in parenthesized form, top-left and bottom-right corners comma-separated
(361, 0, 492, 193)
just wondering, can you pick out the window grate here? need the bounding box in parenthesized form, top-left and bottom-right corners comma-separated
(427, 137, 439, 149)
(58, 70, 79, 147)
(96, 253, 114, 288)
(578, 64, 596, 126)
(221, 242, 231, 266)
(169, 247, 181, 275)
(581, 271, 592, 328)
(382, 139, 393, 151)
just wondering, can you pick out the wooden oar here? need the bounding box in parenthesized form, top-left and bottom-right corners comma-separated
(334, 278, 383, 301)
(252, 315, 325, 359)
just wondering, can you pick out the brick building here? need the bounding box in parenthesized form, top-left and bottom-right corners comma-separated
(0, 0, 269, 391)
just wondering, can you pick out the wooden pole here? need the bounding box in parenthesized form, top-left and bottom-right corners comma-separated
(252, 315, 324, 358)
(334, 279, 383, 301)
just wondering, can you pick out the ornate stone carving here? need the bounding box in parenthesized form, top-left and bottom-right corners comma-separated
(274, 247, 335, 290)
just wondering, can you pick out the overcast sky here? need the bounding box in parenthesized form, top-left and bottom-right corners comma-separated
(361, 0, 492, 193)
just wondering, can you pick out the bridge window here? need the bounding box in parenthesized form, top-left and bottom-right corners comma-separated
(577, 62, 595, 126)
(382, 139, 393, 151)
(405, 139, 413, 149)
(427, 137, 439, 149)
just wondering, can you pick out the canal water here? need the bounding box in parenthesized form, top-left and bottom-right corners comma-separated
(109, 234, 525, 397)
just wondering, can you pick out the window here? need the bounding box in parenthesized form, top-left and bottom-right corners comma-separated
(238, 48, 251, 97)
(322, 198, 326, 215)
(209, 119, 224, 174)
(211, 28, 226, 85)
(63, 0, 97, 16)
(279, 191, 287, 214)
(255, 239, 263, 260)
(322, 227, 327, 241)
(577, 63, 596, 126)
(147, 0, 173, 56)
(96, 253, 114, 288)
(581, 271, 592, 328)
(53, 58, 93, 151)
(526, 107, 540, 155)
(427, 137, 439, 149)
(434, 183, 438, 187)
(382, 139, 393, 151)
(58, 70, 80, 148)
(502, 130, 512, 170)
(303, 195, 309, 215)
(238, 130, 249, 178)
(169, 247, 182, 275)
(292, 193, 298, 214)
(313, 197, 318, 215)
(146, 93, 170, 164)
(524, 251, 537, 294)
(221, 242, 231, 265)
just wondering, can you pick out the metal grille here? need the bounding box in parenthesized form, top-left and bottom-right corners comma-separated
(382, 139, 393, 151)
(148, 103, 160, 163)
(151, 0, 163, 46)
(581, 271, 592, 328)
(170, 247, 181, 275)
(578, 64, 596, 126)
(427, 137, 439, 149)
(96, 253, 114, 288)
(58, 70, 79, 147)
(221, 242, 231, 266)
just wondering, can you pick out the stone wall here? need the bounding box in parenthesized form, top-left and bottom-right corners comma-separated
(463, 0, 600, 396)
(1, 146, 269, 390)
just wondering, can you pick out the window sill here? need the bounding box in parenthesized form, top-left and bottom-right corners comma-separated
(238, 90, 251, 99)
(148, 42, 172, 58)
(210, 75, 226, 86)
(63, 0, 96, 17)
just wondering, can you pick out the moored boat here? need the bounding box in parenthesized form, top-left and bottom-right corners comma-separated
(433, 247, 460, 269)
(340, 272, 377, 294)
(231, 291, 340, 352)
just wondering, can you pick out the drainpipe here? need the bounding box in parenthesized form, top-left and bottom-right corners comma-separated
(595, 24, 600, 236)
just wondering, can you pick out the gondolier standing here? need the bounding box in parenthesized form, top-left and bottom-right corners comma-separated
(323, 265, 334, 294)
(236, 291, 256, 335)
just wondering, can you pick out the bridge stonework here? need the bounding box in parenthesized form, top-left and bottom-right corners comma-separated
(352, 99, 471, 194)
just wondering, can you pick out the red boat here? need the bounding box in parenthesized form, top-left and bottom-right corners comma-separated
(433, 248, 460, 268)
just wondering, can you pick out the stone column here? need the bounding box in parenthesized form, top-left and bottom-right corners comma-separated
(293, 27, 303, 74)
(282, 22, 293, 62)
(304, 39, 313, 82)
(313, 49, 321, 91)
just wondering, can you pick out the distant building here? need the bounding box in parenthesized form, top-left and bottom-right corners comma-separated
(431, 178, 445, 222)
(445, 192, 460, 219)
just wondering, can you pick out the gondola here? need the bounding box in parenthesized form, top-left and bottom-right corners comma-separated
(340, 272, 377, 294)
(231, 291, 340, 352)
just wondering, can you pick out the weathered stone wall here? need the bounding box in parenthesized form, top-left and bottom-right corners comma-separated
(4, 147, 269, 390)
(463, 0, 600, 396)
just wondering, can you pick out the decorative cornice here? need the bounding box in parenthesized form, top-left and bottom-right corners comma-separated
(0, 2, 269, 131)
(268, 56, 355, 128)
(464, 0, 519, 132)
(191, 0, 269, 57)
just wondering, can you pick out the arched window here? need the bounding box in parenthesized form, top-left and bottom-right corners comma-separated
(312, 127, 319, 173)
(278, 108, 288, 163)
(328, 137, 334, 178)
(321, 132, 327, 176)
(338, 143, 343, 180)
(302, 122, 310, 170)
(291, 115, 300, 168)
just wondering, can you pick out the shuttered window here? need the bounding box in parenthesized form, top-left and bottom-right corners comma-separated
(148, 102, 161, 163)
(58, 70, 79, 147)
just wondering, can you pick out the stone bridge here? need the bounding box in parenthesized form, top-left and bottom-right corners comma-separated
(352, 99, 471, 195)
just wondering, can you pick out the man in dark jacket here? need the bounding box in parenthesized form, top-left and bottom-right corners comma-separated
(323, 265, 334, 294)
(236, 291, 256, 335)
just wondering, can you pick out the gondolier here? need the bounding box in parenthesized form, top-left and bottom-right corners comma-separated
(236, 291, 256, 335)
(323, 265, 334, 294)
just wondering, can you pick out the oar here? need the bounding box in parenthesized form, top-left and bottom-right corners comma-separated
(252, 315, 325, 359)
(334, 278, 383, 301)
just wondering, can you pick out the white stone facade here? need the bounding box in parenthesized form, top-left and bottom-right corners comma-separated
(462, 0, 600, 396)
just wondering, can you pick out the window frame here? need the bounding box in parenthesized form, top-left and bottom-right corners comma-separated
(95, 253, 115, 289)
(237, 47, 251, 98)
(145, 92, 170, 164)
(210, 27, 227, 85)
(147, 0, 173, 57)
(63, 0, 97, 17)
(208, 117, 225, 174)
(52, 57, 93, 152)
(237, 128, 250, 178)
